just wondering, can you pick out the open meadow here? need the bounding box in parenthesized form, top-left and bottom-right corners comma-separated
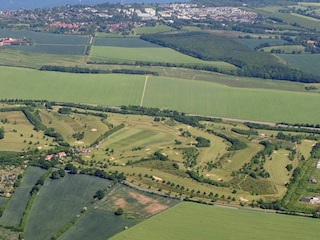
(110, 201, 320, 240)
(1, 66, 320, 124)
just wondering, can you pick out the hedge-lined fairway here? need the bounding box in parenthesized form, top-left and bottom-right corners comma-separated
(110, 202, 320, 240)
(0, 167, 45, 227)
(24, 174, 112, 240)
(89, 46, 237, 70)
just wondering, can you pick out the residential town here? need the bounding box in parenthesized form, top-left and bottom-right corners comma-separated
(0, 3, 258, 34)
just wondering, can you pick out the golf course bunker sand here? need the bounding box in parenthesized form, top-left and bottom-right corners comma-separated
(91, 128, 97, 132)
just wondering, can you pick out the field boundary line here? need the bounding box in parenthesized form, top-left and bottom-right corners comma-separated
(140, 75, 149, 107)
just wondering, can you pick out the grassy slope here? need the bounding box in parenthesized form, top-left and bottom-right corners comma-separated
(110, 202, 320, 240)
(278, 54, 320, 76)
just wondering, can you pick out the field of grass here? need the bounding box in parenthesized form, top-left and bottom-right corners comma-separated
(1, 66, 320, 124)
(0, 226, 19, 240)
(110, 201, 320, 240)
(59, 208, 138, 240)
(133, 25, 174, 35)
(237, 38, 287, 50)
(0, 29, 88, 55)
(0, 48, 83, 69)
(278, 53, 320, 76)
(0, 111, 55, 152)
(262, 45, 305, 53)
(0, 66, 144, 106)
(93, 37, 161, 47)
(256, 7, 320, 31)
(24, 174, 112, 240)
(0, 167, 45, 227)
(143, 76, 320, 124)
(89, 46, 237, 70)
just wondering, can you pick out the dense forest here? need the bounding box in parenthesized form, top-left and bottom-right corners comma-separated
(141, 32, 320, 83)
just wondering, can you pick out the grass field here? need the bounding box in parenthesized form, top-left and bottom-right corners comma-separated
(133, 25, 174, 35)
(93, 37, 161, 48)
(0, 48, 83, 69)
(278, 53, 320, 76)
(143, 76, 320, 124)
(0, 167, 45, 227)
(237, 38, 287, 50)
(59, 209, 138, 240)
(24, 174, 112, 240)
(1, 66, 320, 124)
(110, 202, 320, 240)
(0, 111, 55, 152)
(262, 45, 305, 53)
(89, 46, 237, 70)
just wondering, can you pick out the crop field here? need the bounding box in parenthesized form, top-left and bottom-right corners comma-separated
(256, 7, 320, 31)
(133, 25, 174, 35)
(1, 66, 320, 124)
(89, 46, 237, 70)
(0, 66, 144, 106)
(110, 202, 320, 240)
(143, 76, 320, 124)
(0, 29, 89, 45)
(59, 209, 139, 240)
(24, 174, 112, 240)
(93, 37, 161, 47)
(0, 48, 83, 69)
(0, 111, 55, 152)
(0, 167, 45, 227)
(262, 45, 305, 53)
(278, 53, 320, 76)
(0, 29, 88, 55)
(237, 38, 287, 50)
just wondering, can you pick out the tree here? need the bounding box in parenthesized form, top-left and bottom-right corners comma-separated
(0, 127, 4, 139)
(115, 207, 124, 216)
(94, 190, 105, 200)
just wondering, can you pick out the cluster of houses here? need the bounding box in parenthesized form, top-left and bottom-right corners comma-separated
(45, 151, 67, 161)
(0, 37, 29, 46)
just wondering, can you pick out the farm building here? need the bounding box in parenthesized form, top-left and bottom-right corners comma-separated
(300, 196, 320, 204)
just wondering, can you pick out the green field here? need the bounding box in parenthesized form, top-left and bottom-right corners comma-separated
(262, 45, 305, 53)
(237, 38, 287, 50)
(59, 209, 138, 240)
(0, 167, 45, 227)
(110, 202, 320, 240)
(278, 53, 320, 76)
(89, 46, 236, 70)
(143, 76, 320, 124)
(24, 174, 112, 240)
(1, 66, 320, 124)
(93, 37, 161, 47)
(133, 25, 174, 35)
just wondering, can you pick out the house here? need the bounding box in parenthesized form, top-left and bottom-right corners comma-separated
(300, 196, 320, 204)
(45, 154, 54, 161)
(58, 151, 67, 159)
(317, 161, 320, 169)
